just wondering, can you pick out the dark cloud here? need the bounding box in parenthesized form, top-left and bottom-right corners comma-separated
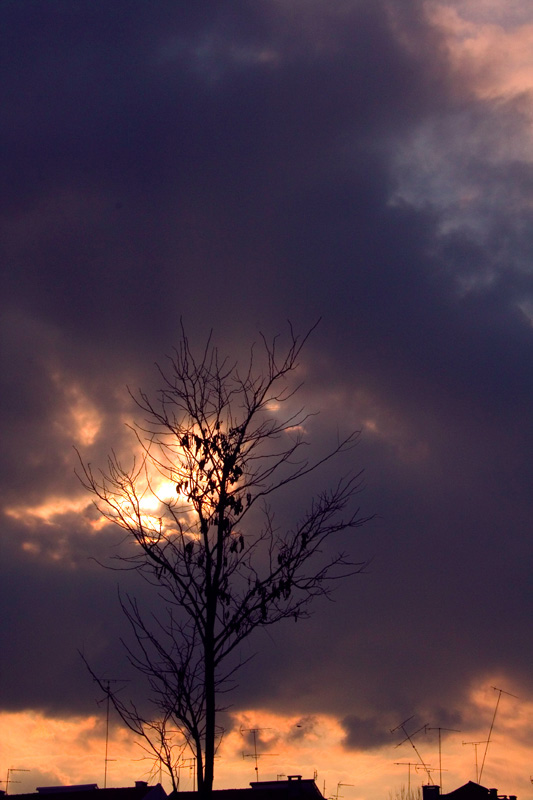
(2, 0, 533, 786)
(343, 715, 393, 751)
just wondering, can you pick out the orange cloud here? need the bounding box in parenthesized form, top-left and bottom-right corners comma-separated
(3, 686, 530, 800)
(429, 3, 533, 102)
(0, 711, 139, 793)
(50, 374, 103, 447)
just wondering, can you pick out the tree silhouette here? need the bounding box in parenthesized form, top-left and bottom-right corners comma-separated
(78, 324, 370, 795)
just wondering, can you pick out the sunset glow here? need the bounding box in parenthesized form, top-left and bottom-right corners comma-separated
(3, 2, 533, 800)
(2, 683, 532, 798)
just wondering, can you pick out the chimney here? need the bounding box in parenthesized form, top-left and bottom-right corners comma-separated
(288, 777, 302, 782)
(423, 786, 440, 800)
(135, 782, 148, 790)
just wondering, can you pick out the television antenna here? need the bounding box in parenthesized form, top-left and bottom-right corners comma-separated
(95, 677, 129, 788)
(2, 768, 30, 795)
(394, 762, 420, 797)
(391, 717, 433, 783)
(427, 726, 460, 791)
(330, 782, 354, 800)
(178, 757, 196, 792)
(241, 727, 278, 782)
(462, 741, 488, 783)
(479, 686, 518, 783)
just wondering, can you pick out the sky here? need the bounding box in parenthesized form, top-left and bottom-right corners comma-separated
(2, 1, 533, 798)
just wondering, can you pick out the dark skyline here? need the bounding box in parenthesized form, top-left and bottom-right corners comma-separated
(2, 2, 533, 798)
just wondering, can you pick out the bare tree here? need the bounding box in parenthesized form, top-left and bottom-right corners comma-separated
(78, 324, 370, 796)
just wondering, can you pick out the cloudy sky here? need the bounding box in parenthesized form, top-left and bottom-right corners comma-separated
(3, 1, 533, 798)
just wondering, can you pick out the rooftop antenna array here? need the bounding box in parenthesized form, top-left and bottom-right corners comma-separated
(478, 686, 518, 783)
(178, 758, 197, 792)
(241, 728, 278, 783)
(95, 677, 129, 789)
(2, 768, 30, 795)
(394, 762, 420, 798)
(330, 783, 354, 800)
(427, 726, 460, 792)
(392, 717, 433, 784)
(462, 741, 488, 783)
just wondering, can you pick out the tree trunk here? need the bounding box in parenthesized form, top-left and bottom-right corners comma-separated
(202, 585, 217, 797)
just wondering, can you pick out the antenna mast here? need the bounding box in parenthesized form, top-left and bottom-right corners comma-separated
(96, 677, 127, 788)
(2, 768, 30, 795)
(462, 741, 487, 783)
(392, 717, 433, 784)
(479, 686, 518, 783)
(427, 726, 460, 791)
(332, 783, 354, 800)
(394, 762, 419, 798)
(241, 728, 277, 782)
(180, 758, 196, 792)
